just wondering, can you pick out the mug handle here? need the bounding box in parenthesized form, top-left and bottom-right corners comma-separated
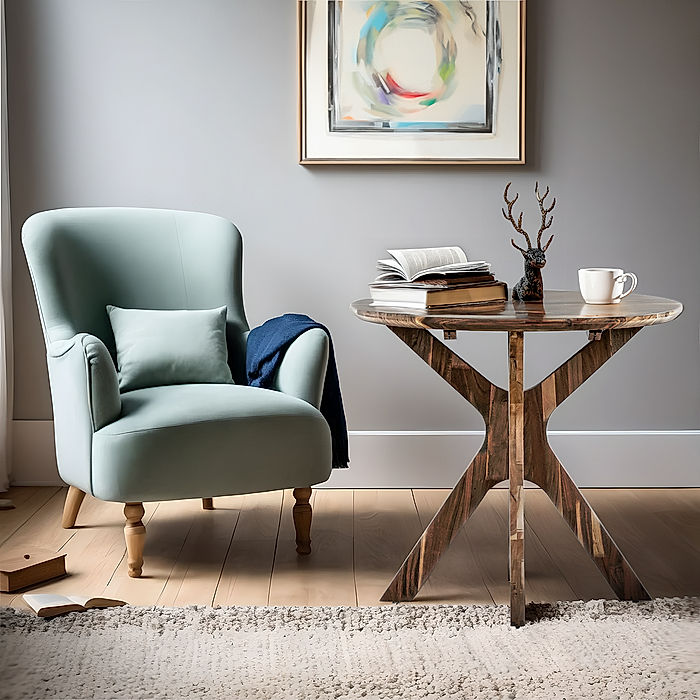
(616, 272, 638, 299)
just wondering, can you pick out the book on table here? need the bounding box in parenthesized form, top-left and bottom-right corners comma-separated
(376, 246, 490, 282)
(369, 281, 508, 309)
(23, 593, 126, 618)
(370, 246, 507, 309)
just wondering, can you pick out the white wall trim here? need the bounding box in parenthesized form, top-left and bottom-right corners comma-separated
(349, 430, 700, 436)
(11, 420, 700, 489)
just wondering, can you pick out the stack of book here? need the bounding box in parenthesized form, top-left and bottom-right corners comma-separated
(370, 246, 507, 310)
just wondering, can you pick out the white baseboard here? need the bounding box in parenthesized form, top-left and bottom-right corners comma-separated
(323, 431, 700, 488)
(11, 420, 700, 488)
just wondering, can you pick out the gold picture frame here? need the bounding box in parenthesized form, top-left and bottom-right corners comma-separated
(298, 0, 526, 165)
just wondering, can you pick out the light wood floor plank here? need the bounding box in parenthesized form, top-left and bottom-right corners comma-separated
(156, 498, 240, 607)
(585, 490, 688, 598)
(353, 489, 424, 606)
(269, 489, 356, 606)
(0, 489, 72, 556)
(523, 490, 614, 601)
(0, 487, 60, 545)
(0, 489, 73, 606)
(1, 486, 40, 509)
(412, 489, 494, 604)
(1, 488, 698, 608)
(489, 490, 578, 602)
(599, 489, 700, 597)
(8, 500, 158, 611)
(460, 491, 510, 604)
(0, 491, 143, 606)
(212, 490, 283, 606)
(628, 489, 700, 563)
(103, 498, 204, 606)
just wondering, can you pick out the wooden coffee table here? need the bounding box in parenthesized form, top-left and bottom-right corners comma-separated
(351, 290, 683, 625)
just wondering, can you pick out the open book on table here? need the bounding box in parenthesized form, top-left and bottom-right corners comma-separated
(376, 246, 490, 283)
(23, 593, 126, 618)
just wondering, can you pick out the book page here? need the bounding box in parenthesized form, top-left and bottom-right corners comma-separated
(387, 247, 468, 279)
(23, 593, 83, 614)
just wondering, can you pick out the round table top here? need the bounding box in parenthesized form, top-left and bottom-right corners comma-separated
(351, 290, 683, 332)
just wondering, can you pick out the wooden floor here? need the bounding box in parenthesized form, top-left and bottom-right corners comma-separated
(1, 487, 698, 610)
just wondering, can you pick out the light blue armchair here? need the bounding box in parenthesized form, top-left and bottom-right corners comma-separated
(22, 208, 332, 577)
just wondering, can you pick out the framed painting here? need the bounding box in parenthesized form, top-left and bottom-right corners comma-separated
(298, 0, 525, 164)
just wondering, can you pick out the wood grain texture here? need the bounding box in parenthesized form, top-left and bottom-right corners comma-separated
(0, 487, 61, 546)
(489, 490, 578, 603)
(524, 329, 650, 601)
(457, 492, 510, 605)
(523, 491, 614, 601)
(0, 550, 66, 592)
(373, 323, 655, 621)
(584, 490, 694, 599)
(269, 489, 356, 606)
(292, 487, 312, 555)
(123, 503, 146, 578)
(201, 498, 214, 510)
(412, 490, 494, 604)
(156, 500, 240, 607)
(388, 326, 501, 417)
(351, 290, 682, 332)
(61, 487, 86, 528)
(508, 332, 525, 627)
(628, 490, 700, 571)
(0, 488, 697, 609)
(103, 498, 203, 606)
(380, 328, 508, 602)
(355, 490, 424, 606)
(7, 499, 158, 612)
(213, 491, 283, 606)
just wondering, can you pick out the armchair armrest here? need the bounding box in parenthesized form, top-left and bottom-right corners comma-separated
(47, 333, 121, 495)
(272, 328, 329, 408)
(48, 333, 121, 431)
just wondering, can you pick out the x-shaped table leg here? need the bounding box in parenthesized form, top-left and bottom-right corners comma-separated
(380, 326, 651, 626)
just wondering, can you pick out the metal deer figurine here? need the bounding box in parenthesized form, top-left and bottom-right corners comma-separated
(502, 181, 556, 302)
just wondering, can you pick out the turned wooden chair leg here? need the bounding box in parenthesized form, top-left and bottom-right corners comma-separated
(292, 487, 312, 555)
(123, 503, 146, 578)
(202, 498, 214, 510)
(61, 486, 86, 528)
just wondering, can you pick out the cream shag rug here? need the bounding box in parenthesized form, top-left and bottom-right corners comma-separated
(1, 598, 698, 699)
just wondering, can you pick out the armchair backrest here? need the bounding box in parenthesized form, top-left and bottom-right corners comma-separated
(22, 207, 249, 383)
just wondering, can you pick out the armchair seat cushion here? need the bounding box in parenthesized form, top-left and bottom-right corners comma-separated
(91, 384, 332, 502)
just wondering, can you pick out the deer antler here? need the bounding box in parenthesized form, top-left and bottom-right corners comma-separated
(502, 182, 532, 253)
(535, 181, 556, 251)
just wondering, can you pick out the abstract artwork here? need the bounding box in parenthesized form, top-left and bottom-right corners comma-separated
(298, 0, 525, 164)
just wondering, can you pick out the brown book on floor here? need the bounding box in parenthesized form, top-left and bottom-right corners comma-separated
(23, 593, 126, 618)
(0, 549, 67, 592)
(369, 281, 508, 309)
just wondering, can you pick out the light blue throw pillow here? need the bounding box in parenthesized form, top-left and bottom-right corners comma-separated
(106, 305, 234, 392)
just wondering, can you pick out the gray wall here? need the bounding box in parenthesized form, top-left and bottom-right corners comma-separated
(7, 0, 700, 437)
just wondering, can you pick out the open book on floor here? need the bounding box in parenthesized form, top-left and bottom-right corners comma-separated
(376, 246, 490, 282)
(23, 593, 126, 618)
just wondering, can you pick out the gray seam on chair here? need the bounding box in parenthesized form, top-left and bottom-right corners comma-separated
(97, 409, 316, 437)
(80, 341, 96, 495)
(82, 343, 98, 435)
(172, 213, 190, 306)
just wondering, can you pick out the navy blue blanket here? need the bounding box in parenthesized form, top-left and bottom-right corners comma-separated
(246, 314, 349, 469)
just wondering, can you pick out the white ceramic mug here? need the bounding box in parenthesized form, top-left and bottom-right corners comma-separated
(578, 268, 638, 304)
